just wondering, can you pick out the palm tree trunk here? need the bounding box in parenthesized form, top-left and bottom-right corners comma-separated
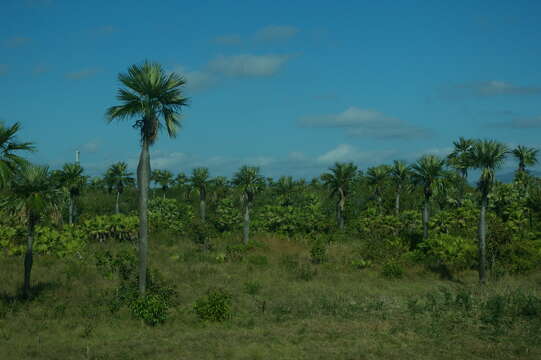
(243, 202, 250, 245)
(200, 188, 206, 222)
(478, 194, 488, 284)
(137, 138, 150, 296)
(422, 196, 429, 240)
(338, 189, 345, 230)
(68, 195, 73, 225)
(115, 191, 120, 214)
(23, 218, 35, 299)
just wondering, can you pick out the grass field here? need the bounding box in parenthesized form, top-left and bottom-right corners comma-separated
(1, 234, 541, 360)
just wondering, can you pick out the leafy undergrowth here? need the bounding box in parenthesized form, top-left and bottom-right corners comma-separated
(1, 234, 541, 360)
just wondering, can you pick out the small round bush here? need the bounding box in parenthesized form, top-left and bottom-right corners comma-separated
(382, 262, 404, 279)
(194, 289, 233, 322)
(129, 294, 168, 326)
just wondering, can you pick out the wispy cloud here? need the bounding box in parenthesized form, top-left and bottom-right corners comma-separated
(65, 68, 100, 80)
(80, 139, 102, 154)
(4, 36, 31, 48)
(458, 80, 541, 96)
(209, 54, 290, 77)
(254, 25, 299, 42)
(0, 64, 8, 76)
(487, 115, 541, 129)
(213, 24, 299, 46)
(213, 34, 242, 45)
(94, 25, 115, 35)
(172, 65, 217, 92)
(300, 106, 430, 140)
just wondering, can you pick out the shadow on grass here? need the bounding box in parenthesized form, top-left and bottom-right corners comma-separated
(0, 281, 62, 305)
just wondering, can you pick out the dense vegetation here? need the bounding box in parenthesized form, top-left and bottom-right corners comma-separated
(1, 62, 541, 359)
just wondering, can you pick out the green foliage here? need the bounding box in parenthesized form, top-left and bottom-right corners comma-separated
(418, 234, 477, 276)
(194, 288, 233, 322)
(149, 197, 193, 234)
(310, 241, 328, 264)
(188, 217, 215, 249)
(382, 262, 404, 279)
(129, 294, 168, 326)
(82, 214, 138, 242)
(0, 224, 86, 257)
(212, 197, 241, 232)
(350, 258, 372, 270)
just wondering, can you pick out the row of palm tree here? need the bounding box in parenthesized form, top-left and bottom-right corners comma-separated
(3, 61, 539, 297)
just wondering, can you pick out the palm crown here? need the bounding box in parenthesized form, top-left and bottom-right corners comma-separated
(106, 61, 188, 144)
(468, 140, 508, 195)
(105, 162, 133, 194)
(232, 166, 265, 203)
(0, 122, 35, 188)
(411, 155, 446, 198)
(321, 162, 358, 199)
(511, 145, 538, 173)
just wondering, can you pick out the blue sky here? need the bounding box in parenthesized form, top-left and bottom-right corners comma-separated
(1, 0, 540, 179)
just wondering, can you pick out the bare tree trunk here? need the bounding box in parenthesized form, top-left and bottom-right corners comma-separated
(115, 191, 120, 214)
(23, 219, 35, 299)
(478, 194, 487, 284)
(243, 201, 250, 245)
(338, 188, 345, 230)
(422, 196, 429, 240)
(200, 188, 206, 222)
(68, 196, 73, 225)
(137, 139, 150, 296)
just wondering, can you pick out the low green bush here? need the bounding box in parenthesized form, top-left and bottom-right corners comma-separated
(194, 288, 233, 322)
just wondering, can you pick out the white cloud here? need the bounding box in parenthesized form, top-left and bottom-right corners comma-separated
(172, 65, 217, 92)
(300, 106, 430, 140)
(208, 54, 290, 77)
(458, 80, 541, 96)
(254, 25, 298, 42)
(80, 139, 102, 153)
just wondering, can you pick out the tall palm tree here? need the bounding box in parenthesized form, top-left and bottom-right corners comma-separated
(106, 61, 188, 295)
(6, 164, 60, 298)
(411, 155, 446, 240)
(174, 172, 190, 201)
(511, 145, 538, 180)
(0, 122, 35, 188)
(468, 139, 508, 283)
(190, 167, 210, 222)
(321, 162, 358, 230)
(366, 165, 391, 212)
(232, 166, 265, 245)
(105, 162, 134, 214)
(151, 169, 173, 198)
(58, 163, 85, 224)
(390, 160, 411, 216)
(447, 137, 474, 204)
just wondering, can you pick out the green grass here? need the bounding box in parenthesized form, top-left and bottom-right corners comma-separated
(1, 234, 541, 359)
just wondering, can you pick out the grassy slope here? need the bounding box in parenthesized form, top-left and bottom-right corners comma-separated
(1, 234, 540, 360)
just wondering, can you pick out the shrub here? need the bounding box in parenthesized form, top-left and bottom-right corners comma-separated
(244, 281, 262, 296)
(418, 234, 476, 277)
(148, 197, 193, 234)
(194, 288, 233, 322)
(350, 258, 372, 270)
(129, 294, 168, 326)
(382, 262, 404, 279)
(82, 214, 138, 242)
(310, 241, 328, 264)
